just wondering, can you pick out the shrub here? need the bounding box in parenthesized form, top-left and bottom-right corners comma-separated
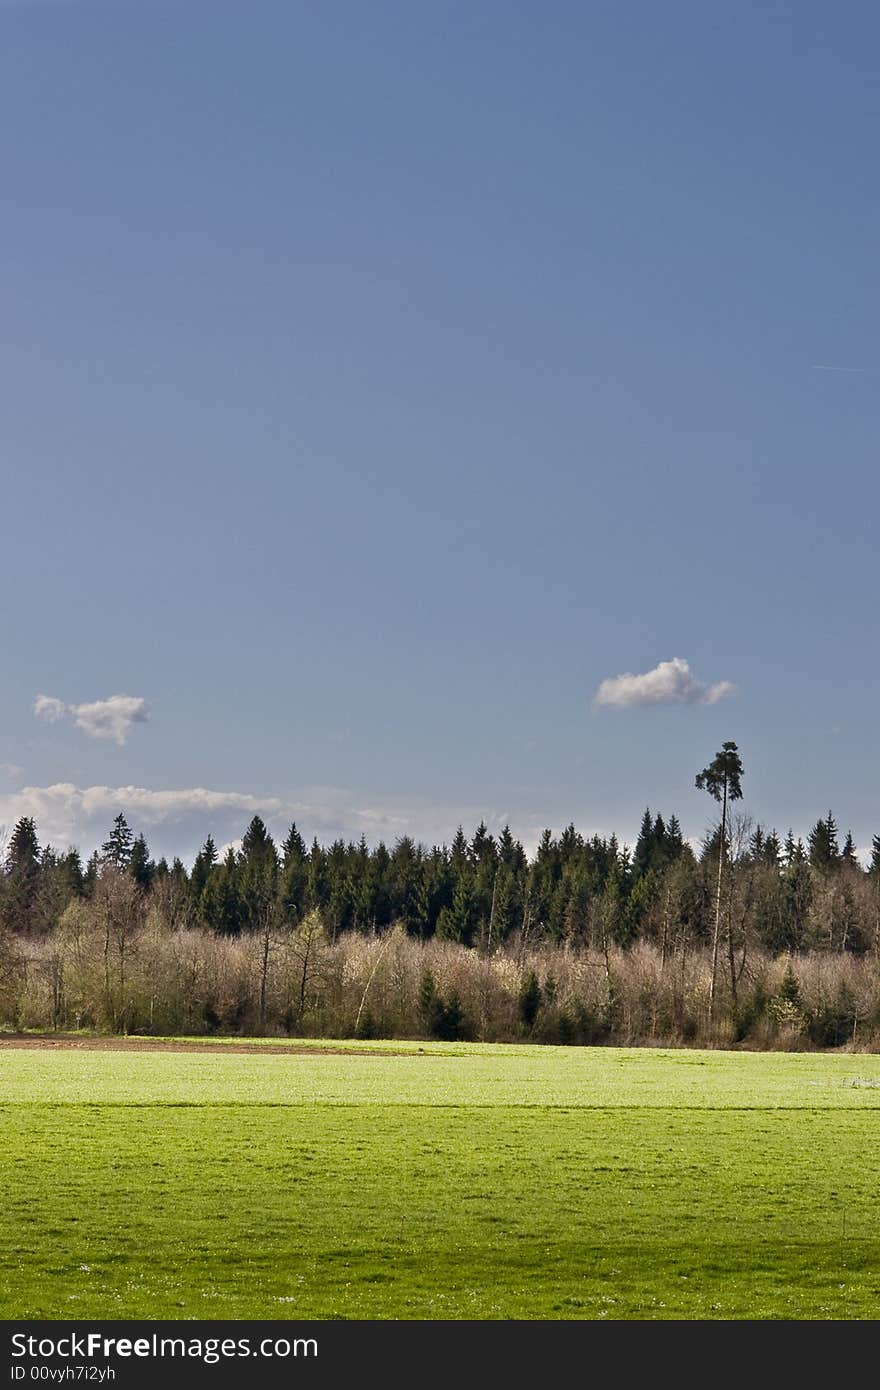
(518, 971, 541, 1031)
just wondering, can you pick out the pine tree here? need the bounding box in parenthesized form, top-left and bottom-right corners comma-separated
(763, 830, 782, 868)
(240, 816, 277, 870)
(279, 824, 309, 922)
(808, 812, 840, 874)
(281, 823, 307, 866)
(841, 831, 858, 866)
(558, 823, 582, 864)
(83, 850, 100, 895)
(452, 868, 476, 944)
(695, 741, 744, 1023)
(778, 962, 802, 1006)
(418, 969, 437, 1025)
(2, 817, 42, 933)
(470, 822, 497, 867)
(666, 815, 685, 856)
(5, 816, 40, 875)
(190, 835, 217, 903)
(59, 849, 85, 899)
(498, 825, 526, 873)
(201, 848, 241, 935)
(449, 827, 469, 873)
(518, 971, 542, 1030)
(102, 813, 133, 870)
(129, 834, 154, 891)
(633, 808, 655, 879)
(238, 816, 278, 931)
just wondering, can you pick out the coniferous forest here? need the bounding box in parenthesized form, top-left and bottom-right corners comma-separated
(3, 751, 880, 1048)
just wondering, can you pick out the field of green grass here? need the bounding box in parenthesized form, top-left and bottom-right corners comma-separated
(2, 1040, 879, 1319)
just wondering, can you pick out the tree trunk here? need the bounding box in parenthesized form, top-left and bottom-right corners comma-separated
(486, 872, 498, 953)
(600, 898, 614, 1021)
(660, 888, 670, 973)
(118, 932, 126, 1035)
(726, 893, 738, 1010)
(259, 922, 271, 1028)
(104, 924, 112, 1030)
(708, 777, 727, 1025)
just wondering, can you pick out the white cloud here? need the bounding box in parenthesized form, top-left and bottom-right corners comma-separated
(34, 695, 68, 723)
(593, 657, 736, 710)
(71, 695, 149, 745)
(0, 763, 22, 779)
(34, 693, 149, 746)
(0, 784, 283, 861)
(0, 782, 584, 864)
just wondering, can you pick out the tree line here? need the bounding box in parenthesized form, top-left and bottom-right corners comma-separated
(2, 800, 878, 959)
(2, 739, 880, 1045)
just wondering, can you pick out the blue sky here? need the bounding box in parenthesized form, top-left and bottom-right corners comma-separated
(2, 1, 877, 862)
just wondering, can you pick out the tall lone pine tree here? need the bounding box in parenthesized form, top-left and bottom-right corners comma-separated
(695, 741, 744, 1023)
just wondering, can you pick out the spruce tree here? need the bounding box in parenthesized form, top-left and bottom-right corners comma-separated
(633, 808, 655, 879)
(83, 850, 100, 895)
(240, 816, 277, 871)
(808, 812, 840, 874)
(518, 971, 542, 1030)
(470, 822, 497, 867)
(102, 813, 134, 870)
(279, 825, 308, 922)
(498, 825, 526, 873)
(447, 873, 475, 944)
(281, 823, 307, 866)
(238, 816, 278, 931)
(59, 849, 85, 899)
(763, 830, 782, 868)
(201, 848, 241, 935)
(5, 816, 40, 876)
(665, 815, 685, 862)
(2, 817, 42, 933)
(449, 827, 469, 873)
(190, 835, 217, 903)
(129, 834, 154, 891)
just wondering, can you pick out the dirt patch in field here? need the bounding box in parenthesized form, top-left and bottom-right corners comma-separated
(0, 1034, 425, 1057)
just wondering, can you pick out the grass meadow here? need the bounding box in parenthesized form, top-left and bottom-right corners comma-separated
(2, 1040, 879, 1319)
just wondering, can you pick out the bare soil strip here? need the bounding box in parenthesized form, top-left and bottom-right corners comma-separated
(0, 1034, 421, 1057)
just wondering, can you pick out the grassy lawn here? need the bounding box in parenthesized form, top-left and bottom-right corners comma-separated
(2, 1042, 879, 1319)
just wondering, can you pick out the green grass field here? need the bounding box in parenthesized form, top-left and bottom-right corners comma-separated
(2, 1040, 879, 1319)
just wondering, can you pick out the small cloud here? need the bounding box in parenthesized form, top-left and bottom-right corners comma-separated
(0, 763, 22, 779)
(34, 694, 68, 724)
(34, 693, 149, 746)
(216, 838, 244, 861)
(72, 695, 149, 745)
(810, 364, 868, 373)
(594, 657, 736, 710)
